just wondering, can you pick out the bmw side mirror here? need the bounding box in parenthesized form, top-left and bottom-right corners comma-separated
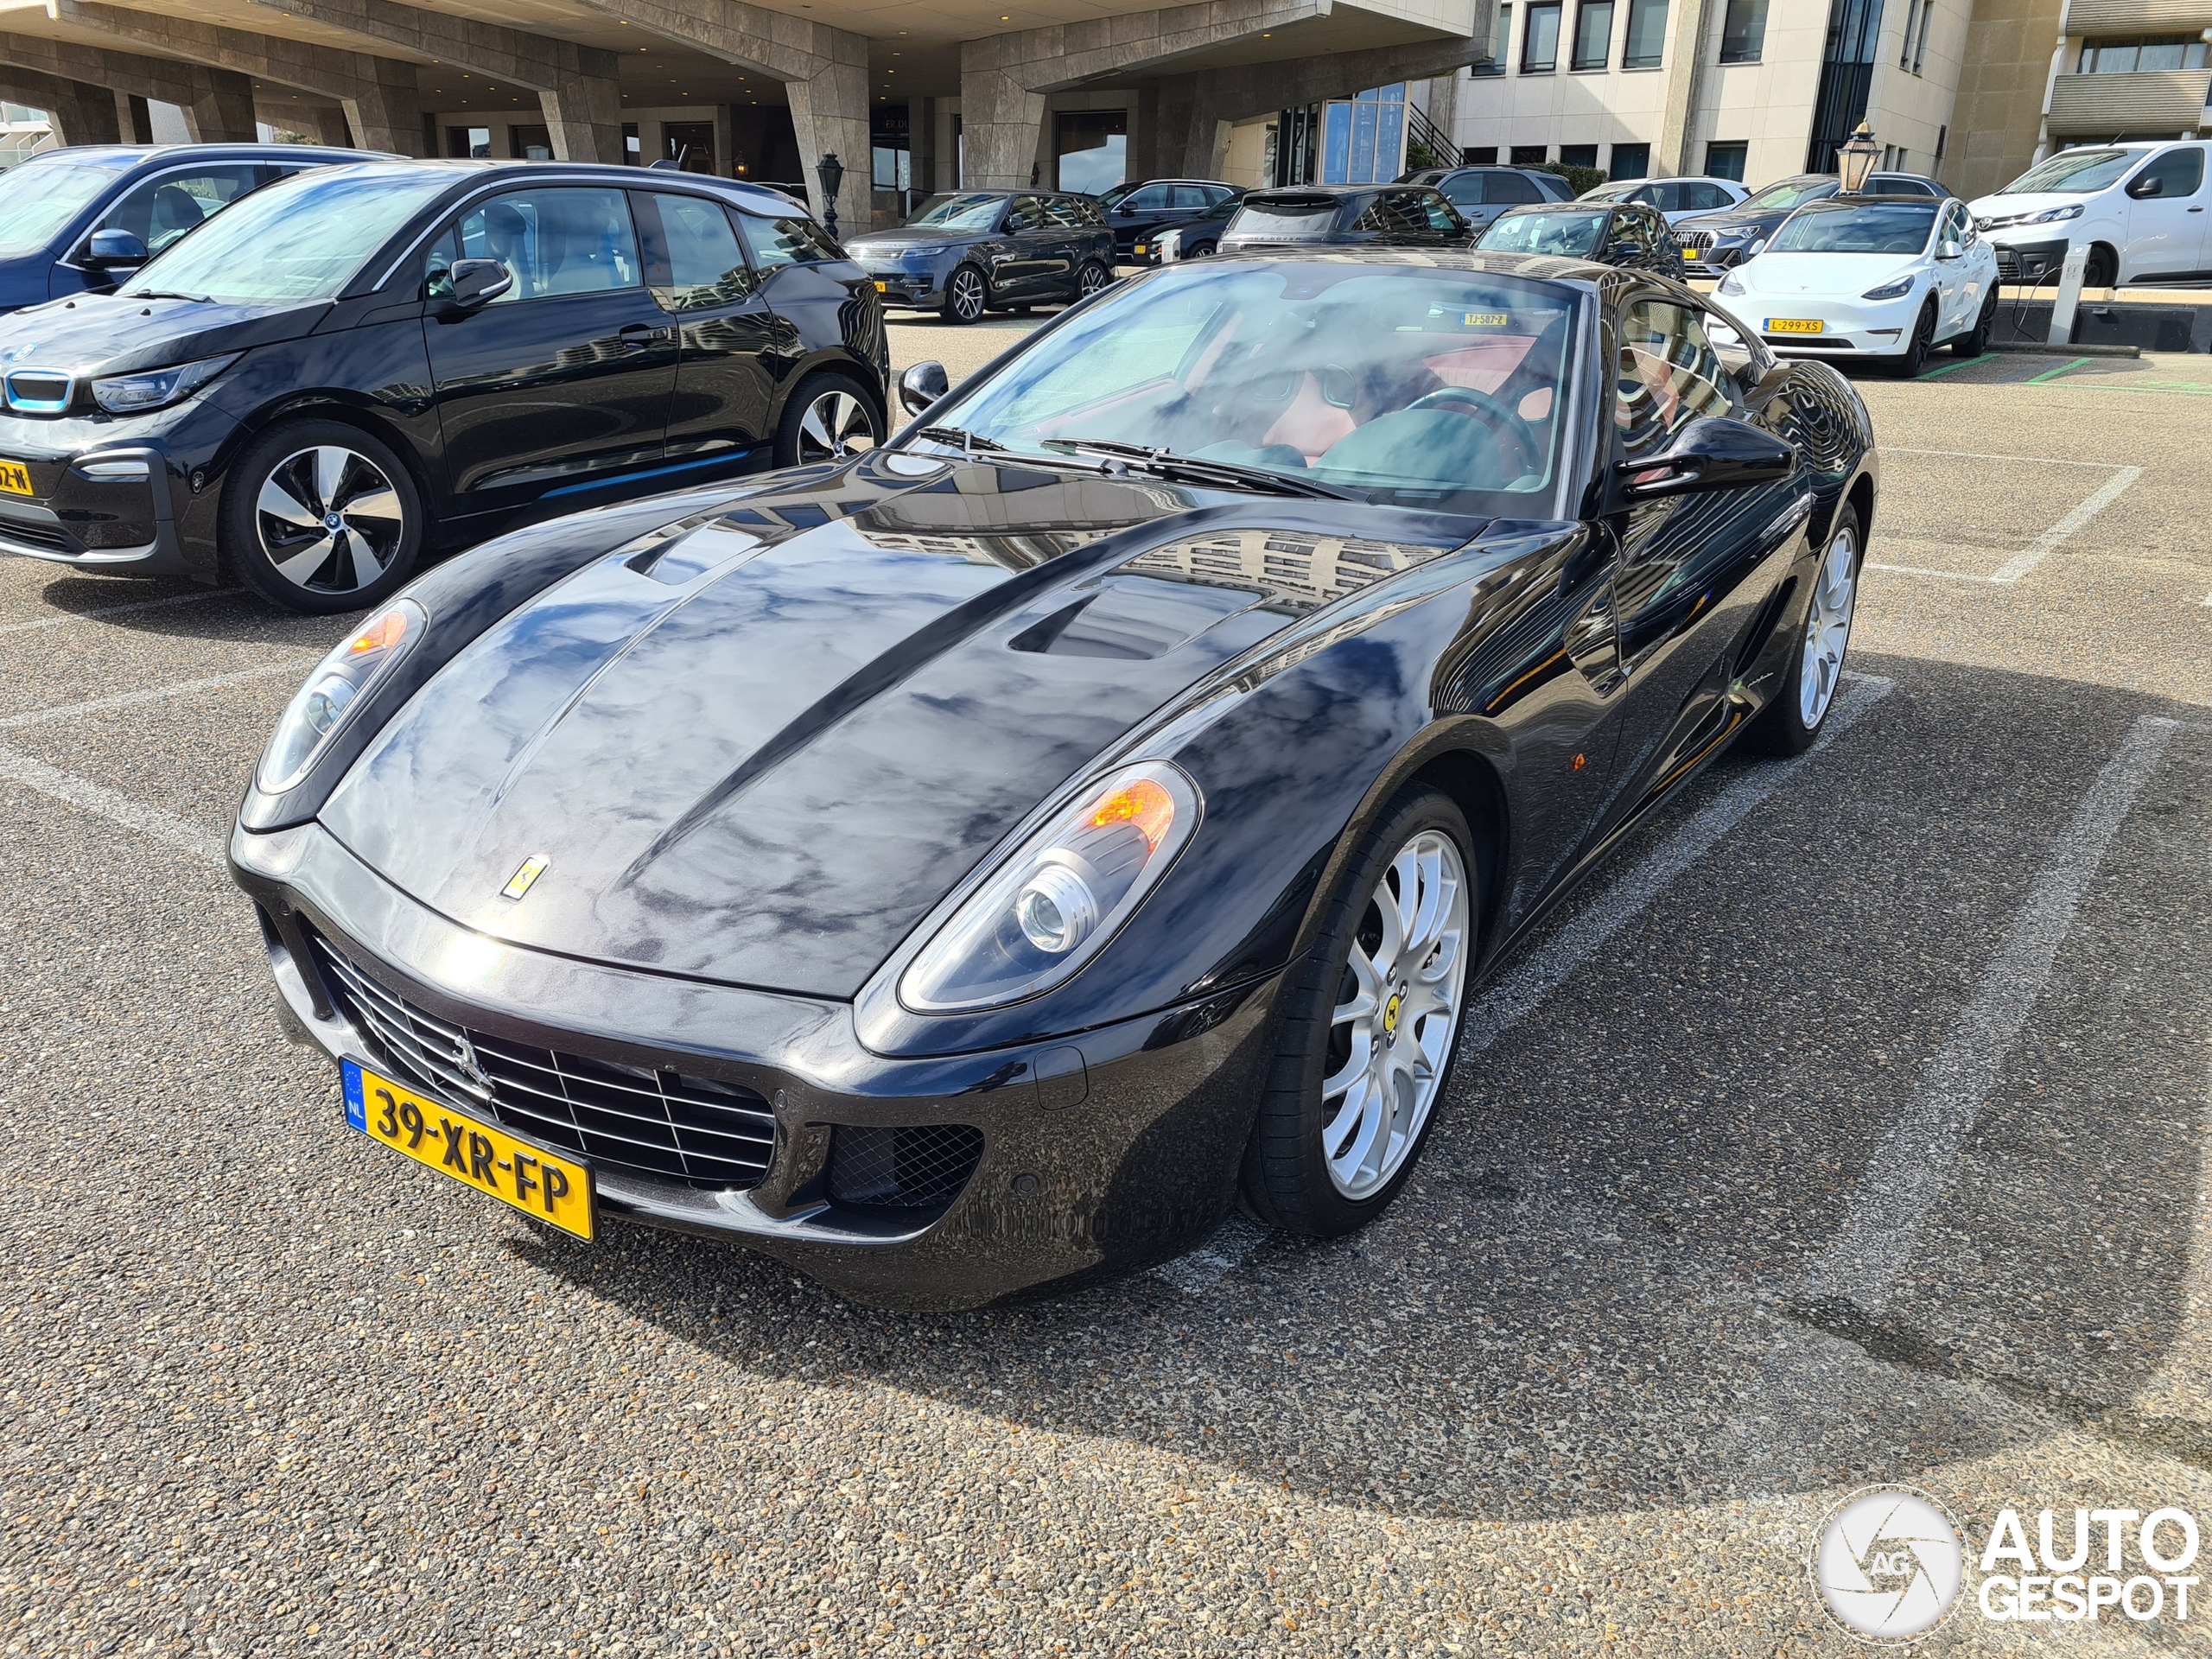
(85, 229, 148, 272)
(899, 359, 949, 416)
(443, 257, 512, 311)
(1615, 416, 1795, 501)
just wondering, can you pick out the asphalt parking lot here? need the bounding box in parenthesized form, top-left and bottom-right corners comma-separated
(3, 336, 2209, 1656)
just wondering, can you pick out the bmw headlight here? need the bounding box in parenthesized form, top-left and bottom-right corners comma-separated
(1860, 273, 1918, 301)
(91, 353, 238, 415)
(256, 600, 423, 793)
(899, 761, 1202, 1012)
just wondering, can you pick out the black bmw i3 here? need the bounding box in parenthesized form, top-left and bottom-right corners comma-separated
(0, 160, 887, 613)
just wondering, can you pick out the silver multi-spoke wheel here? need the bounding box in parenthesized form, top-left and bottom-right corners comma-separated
(255, 444, 406, 596)
(796, 390, 879, 463)
(947, 267, 987, 322)
(1321, 829, 1471, 1199)
(1077, 261, 1109, 298)
(1798, 523, 1859, 728)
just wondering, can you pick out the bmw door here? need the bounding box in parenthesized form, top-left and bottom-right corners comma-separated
(421, 184, 677, 521)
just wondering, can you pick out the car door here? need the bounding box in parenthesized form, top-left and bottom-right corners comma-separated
(635, 189, 791, 477)
(1043, 196, 1093, 294)
(2122, 145, 2208, 279)
(1110, 182, 1173, 257)
(1929, 201, 1974, 334)
(1597, 292, 1802, 835)
(992, 195, 1056, 299)
(420, 184, 677, 518)
(1415, 189, 1469, 245)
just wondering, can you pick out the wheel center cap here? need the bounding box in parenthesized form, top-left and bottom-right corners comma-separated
(1382, 990, 1403, 1039)
(323, 512, 342, 531)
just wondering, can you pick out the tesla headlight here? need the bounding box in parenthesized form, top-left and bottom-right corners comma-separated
(90, 353, 238, 415)
(256, 599, 424, 793)
(1718, 270, 1747, 296)
(1860, 273, 1918, 301)
(899, 760, 1202, 1012)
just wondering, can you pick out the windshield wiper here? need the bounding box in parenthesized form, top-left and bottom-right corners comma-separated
(1041, 437, 1361, 500)
(913, 424, 1017, 455)
(125, 290, 213, 303)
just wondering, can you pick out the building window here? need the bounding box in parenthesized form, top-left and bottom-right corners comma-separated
(1934, 124, 1947, 163)
(1806, 0, 1885, 172)
(1912, 1, 1932, 72)
(1611, 141, 1651, 178)
(1560, 143, 1599, 168)
(1476, 4, 1510, 75)
(1898, 0, 1917, 67)
(1623, 0, 1669, 67)
(1705, 139, 1748, 181)
(1522, 2, 1563, 72)
(1572, 1, 1614, 70)
(1511, 143, 1550, 165)
(621, 122, 640, 164)
(2078, 35, 2210, 73)
(445, 125, 491, 159)
(1465, 144, 1500, 163)
(510, 124, 553, 162)
(662, 122, 715, 172)
(1718, 0, 1767, 64)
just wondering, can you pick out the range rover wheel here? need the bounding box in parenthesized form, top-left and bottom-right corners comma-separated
(944, 264, 988, 324)
(224, 419, 421, 615)
(1076, 260, 1111, 300)
(775, 373, 881, 468)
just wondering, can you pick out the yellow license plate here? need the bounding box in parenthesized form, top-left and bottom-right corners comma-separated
(0, 461, 31, 497)
(1681, 248, 1700, 260)
(1767, 317, 1825, 334)
(343, 1059, 594, 1241)
(874, 280, 887, 292)
(1134, 245, 1147, 255)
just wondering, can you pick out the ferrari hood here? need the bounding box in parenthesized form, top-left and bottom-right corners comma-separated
(321, 454, 1471, 998)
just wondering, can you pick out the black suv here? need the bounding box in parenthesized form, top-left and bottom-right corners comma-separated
(1400, 165, 1576, 233)
(1675, 170, 1948, 269)
(0, 161, 887, 613)
(1095, 177, 1240, 258)
(843, 192, 1118, 322)
(1217, 185, 1471, 253)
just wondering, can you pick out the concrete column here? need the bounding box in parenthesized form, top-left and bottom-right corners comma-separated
(957, 54, 1048, 190)
(294, 103, 355, 147)
(41, 75, 123, 145)
(1655, 0, 1709, 176)
(785, 49, 872, 238)
(538, 72, 624, 163)
(340, 58, 423, 156)
(179, 66, 257, 143)
(912, 96, 936, 197)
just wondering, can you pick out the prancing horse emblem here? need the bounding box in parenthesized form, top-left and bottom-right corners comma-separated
(450, 1031, 494, 1098)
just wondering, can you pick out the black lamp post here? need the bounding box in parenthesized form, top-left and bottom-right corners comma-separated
(816, 151, 846, 238)
(1837, 121, 1878, 195)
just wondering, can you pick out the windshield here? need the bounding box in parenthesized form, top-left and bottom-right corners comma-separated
(1478, 209, 1608, 256)
(910, 261, 1580, 514)
(906, 193, 1005, 230)
(1097, 182, 1136, 209)
(1226, 199, 1340, 238)
(118, 168, 448, 304)
(1999, 147, 2136, 195)
(1580, 181, 1642, 202)
(1770, 202, 1936, 254)
(0, 158, 130, 259)
(1739, 177, 1834, 213)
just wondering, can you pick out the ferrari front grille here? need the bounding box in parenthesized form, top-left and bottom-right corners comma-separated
(828, 1124, 984, 1209)
(311, 934, 774, 1192)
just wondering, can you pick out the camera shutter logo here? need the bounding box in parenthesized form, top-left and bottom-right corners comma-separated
(1811, 1485, 1966, 1643)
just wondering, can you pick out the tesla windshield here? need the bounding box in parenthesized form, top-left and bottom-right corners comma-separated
(1770, 202, 1936, 254)
(0, 157, 132, 258)
(117, 168, 449, 304)
(915, 262, 1580, 513)
(1999, 148, 2136, 194)
(906, 194, 1006, 230)
(1477, 209, 1608, 256)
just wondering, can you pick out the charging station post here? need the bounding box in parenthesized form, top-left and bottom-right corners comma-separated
(2049, 241, 2090, 346)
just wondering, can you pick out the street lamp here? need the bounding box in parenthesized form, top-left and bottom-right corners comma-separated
(1836, 121, 1878, 195)
(816, 150, 846, 238)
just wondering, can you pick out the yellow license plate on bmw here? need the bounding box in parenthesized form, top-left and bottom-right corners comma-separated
(342, 1059, 594, 1240)
(1767, 317, 1825, 334)
(0, 461, 31, 497)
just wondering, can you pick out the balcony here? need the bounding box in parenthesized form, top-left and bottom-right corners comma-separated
(2064, 0, 2212, 30)
(2047, 68, 2212, 134)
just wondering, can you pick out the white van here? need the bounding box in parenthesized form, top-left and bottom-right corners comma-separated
(1967, 140, 2211, 288)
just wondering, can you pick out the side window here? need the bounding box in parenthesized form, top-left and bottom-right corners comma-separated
(1643, 181, 1679, 213)
(1042, 196, 1088, 229)
(1939, 202, 1968, 245)
(1005, 195, 1046, 232)
(456, 187, 641, 303)
(1122, 184, 1173, 211)
(1440, 173, 1487, 207)
(100, 164, 270, 254)
(1872, 175, 1936, 198)
(2132, 146, 2206, 200)
(1421, 191, 1463, 234)
(1615, 298, 1737, 458)
(1168, 184, 1213, 209)
(423, 229, 460, 300)
(736, 212, 841, 270)
(1495, 171, 1544, 204)
(645, 192, 756, 309)
(1689, 182, 1728, 211)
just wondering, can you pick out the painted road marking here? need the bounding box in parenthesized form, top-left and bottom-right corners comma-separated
(0, 588, 239, 638)
(2026, 356, 2094, 384)
(0, 745, 225, 868)
(1805, 713, 2180, 1308)
(1988, 465, 2143, 584)
(1876, 447, 2116, 468)
(0, 660, 308, 732)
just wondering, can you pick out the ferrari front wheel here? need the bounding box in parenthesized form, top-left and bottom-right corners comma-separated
(1242, 786, 1475, 1236)
(1748, 505, 1861, 755)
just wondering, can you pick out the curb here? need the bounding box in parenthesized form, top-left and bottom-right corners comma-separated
(1986, 340, 2142, 359)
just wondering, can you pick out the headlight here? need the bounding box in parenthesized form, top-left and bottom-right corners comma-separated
(2027, 203, 2084, 226)
(901, 244, 951, 260)
(256, 600, 424, 793)
(1860, 273, 1917, 301)
(91, 353, 238, 415)
(899, 760, 1202, 1012)
(1718, 270, 1747, 296)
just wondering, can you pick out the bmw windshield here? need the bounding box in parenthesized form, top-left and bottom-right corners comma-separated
(0, 156, 133, 258)
(910, 261, 1582, 516)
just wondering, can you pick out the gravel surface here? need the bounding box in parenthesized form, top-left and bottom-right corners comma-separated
(1, 349, 2209, 1656)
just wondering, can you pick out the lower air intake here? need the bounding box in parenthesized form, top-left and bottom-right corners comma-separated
(828, 1124, 984, 1209)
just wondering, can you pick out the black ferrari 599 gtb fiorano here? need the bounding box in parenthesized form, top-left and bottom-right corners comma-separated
(232, 249, 1877, 1311)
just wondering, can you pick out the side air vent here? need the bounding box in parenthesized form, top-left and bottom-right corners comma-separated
(828, 1124, 984, 1210)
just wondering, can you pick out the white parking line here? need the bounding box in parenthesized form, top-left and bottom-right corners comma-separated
(0, 745, 225, 867)
(1876, 447, 2116, 468)
(0, 660, 307, 732)
(0, 588, 238, 638)
(1989, 465, 2144, 584)
(1805, 712, 2180, 1308)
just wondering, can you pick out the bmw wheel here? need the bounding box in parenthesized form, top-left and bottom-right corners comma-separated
(1242, 785, 1475, 1235)
(1748, 505, 1861, 756)
(774, 373, 881, 468)
(224, 419, 421, 615)
(944, 264, 988, 324)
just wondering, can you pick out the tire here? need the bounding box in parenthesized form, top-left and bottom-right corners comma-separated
(1241, 785, 1477, 1236)
(1953, 288, 1997, 357)
(772, 372, 882, 469)
(223, 418, 422, 615)
(2085, 245, 2118, 289)
(1893, 301, 1936, 378)
(1747, 505, 1862, 756)
(1189, 239, 1216, 259)
(1074, 260, 1110, 302)
(944, 264, 988, 324)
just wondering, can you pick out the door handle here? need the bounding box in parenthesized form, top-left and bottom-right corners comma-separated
(617, 323, 658, 349)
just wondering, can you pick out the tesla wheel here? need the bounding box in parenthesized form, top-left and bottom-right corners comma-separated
(1748, 505, 1861, 756)
(2085, 245, 2118, 289)
(1075, 260, 1110, 300)
(224, 419, 421, 615)
(1894, 302, 1936, 377)
(1954, 288, 1997, 357)
(1241, 785, 1475, 1236)
(944, 264, 988, 324)
(774, 374, 881, 468)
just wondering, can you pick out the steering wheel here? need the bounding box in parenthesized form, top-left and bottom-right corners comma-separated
(1406, 385, 1542, 479)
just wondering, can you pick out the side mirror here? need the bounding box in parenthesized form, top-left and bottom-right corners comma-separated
(1747, 237, 1767, 257)
(84, 229, 148, 272)
(2129, 175, 2164, 199)
(1936, 238, 1963, 260)
(1116, 203, 1135, 214)
(899, 359, 949, 416)
(443, 257, 512, 310)
(1615, 416, 1795, 501)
